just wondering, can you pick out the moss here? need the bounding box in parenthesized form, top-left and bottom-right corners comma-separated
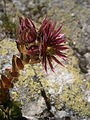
(0, 100, 22, 120)
(0, 108, 5, 120)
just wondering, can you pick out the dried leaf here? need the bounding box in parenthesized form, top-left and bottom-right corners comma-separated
(1, 74, 13, 88)
(12, 55, 18, 72)
(10, 71, 19, 78)
(16, 57, 24, 70)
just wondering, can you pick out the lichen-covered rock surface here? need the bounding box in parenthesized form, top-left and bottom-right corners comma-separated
(0, 0, 90, 120)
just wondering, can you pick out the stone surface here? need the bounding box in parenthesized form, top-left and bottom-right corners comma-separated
(0, 0, 90, 119)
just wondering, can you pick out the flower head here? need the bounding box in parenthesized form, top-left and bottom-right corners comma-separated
(17, 16, 37, 44)
(17, 17, 39, 63)
(17, 17, 68, 72)
(39, 18, 68, 72)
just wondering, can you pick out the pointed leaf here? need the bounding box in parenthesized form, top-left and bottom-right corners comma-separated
(19, 16, 23, 25)
(47, 56, 54, 72)
(54, 45, 68, 50)
(55, 50, 67, 60)
(1, 74, 13, 88)
(10, 71, 19, 78)
(51, 25, 62, 39)
(16, 57, 24, 70)
(12, 55, 17, 73)
(52, 56, 64, 66)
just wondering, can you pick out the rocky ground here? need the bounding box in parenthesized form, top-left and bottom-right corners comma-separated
(0, 0, 90, 120)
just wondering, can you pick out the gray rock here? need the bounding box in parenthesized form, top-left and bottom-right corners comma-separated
(79, 56, 88, 73)
(84, 53, 90, 68)
(0, 20, 3, 26)
(55, 110, 68, 118)
(0, 4, 3, 12)
(85, 91, 90, 103)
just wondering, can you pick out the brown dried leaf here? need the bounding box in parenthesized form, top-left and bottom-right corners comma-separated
(1, 74, 13, 88)
(12, 55, 18, 72)
(16, 57, 24, 70)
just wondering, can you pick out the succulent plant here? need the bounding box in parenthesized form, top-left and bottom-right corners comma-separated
(17, 17, 68, 72)
(0, 17, 68, 119)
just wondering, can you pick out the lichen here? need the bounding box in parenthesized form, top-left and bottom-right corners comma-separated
(53, 49, 90, 116)
(11, 63, 49, 105)
(0, 39, 18, 57)
(0, 27, 90, 117)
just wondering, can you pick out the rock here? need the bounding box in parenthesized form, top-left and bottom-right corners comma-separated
(87, 47, 90, 52)
(22, 116, 33, 120)
(85, 91, 90, 103)
(0, 4, 3, 12)
(84, 53, 90, 69)
(37, 109, 55, 120)
(79, 56, 88, 73)
(0, 32, 6, 41)
(64, 116, 71, 120)
(0, 20, 3, 26)
(55, 110, 67, 118)
(71, 13, 75, 17)
(22, 97, 46, 117)
(75, 0, 85, 4)
(0, 0, 90, 119)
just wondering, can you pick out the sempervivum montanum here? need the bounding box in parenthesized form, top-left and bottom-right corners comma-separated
(17, 17, 68, 72)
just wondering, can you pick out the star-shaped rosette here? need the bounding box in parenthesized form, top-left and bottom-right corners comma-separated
(39, 18, 68, 72)
(17, 17, 68, 72)
(17, 17, 39, 63)
(17, 16, 37, 44)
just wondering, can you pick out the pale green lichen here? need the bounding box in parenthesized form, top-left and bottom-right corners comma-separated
(11, 63, 49, 105)
(0, 32, 90, 117)
(53, 49, 90, 116)
(0, 39, 18, 53)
